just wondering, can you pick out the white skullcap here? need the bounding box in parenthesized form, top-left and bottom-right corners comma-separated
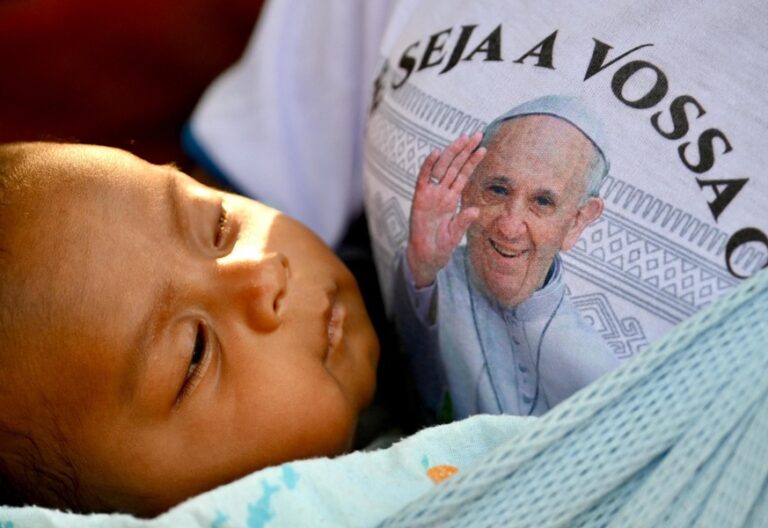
(481, 95, 610, 174)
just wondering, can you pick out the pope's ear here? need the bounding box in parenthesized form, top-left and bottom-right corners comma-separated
(561, 196, 604, 252)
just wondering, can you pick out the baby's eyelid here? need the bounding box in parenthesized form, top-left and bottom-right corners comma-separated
(213, 205, 229, 248)
(213, 200, 240, 253)
(176, 322, 214, 405)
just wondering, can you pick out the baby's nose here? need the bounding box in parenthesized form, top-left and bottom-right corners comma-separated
(222, 252, 289, 332)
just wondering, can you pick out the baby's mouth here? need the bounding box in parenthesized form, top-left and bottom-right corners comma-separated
(490, 239, 528, 258)
(326, 290, 345, 360)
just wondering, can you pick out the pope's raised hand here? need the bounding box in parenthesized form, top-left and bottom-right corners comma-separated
(406, 132, 486, 288)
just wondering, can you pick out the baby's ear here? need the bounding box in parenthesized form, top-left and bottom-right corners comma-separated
(561, 197, 604, 252)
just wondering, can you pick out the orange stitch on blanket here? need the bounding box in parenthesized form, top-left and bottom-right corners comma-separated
(426, 464, 459, 484)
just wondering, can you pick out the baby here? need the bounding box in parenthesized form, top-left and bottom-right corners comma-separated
(0, 142, 380, 515)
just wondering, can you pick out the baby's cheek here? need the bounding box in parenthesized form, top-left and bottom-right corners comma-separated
(341, 308, 379, 403)
(294, 384, 358, 457)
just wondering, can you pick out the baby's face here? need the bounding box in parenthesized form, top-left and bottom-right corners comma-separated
(9, 145, 378, 514)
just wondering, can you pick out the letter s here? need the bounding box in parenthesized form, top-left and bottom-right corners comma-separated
(392, 41, 420, 90)
(651, 95, 706, 141)
(678, 128, 733, 174)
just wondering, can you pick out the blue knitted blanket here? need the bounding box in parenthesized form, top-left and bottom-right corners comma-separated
(2, 270, 766, 527)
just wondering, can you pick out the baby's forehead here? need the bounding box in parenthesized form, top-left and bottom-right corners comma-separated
(13, 147, 157, 233)
(2, 148, 172, 409)
(6, 144, 169, 334)
(25, 143, 165, 189)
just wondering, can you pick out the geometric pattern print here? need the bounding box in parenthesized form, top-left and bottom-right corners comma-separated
(387, 82, 488, 141)
(368, 191, 409, 271)
(366, 108, 430, 202)
(366, 84, 745, 336)
(569, 288, 649, 359)
(566, 211, 739, 325)
(600, 174, 768, 276)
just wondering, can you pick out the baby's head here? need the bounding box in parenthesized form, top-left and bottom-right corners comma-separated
(0, 143, 379, 515)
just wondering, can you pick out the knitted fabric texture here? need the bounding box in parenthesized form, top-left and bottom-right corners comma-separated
(381, 269, 768, 527)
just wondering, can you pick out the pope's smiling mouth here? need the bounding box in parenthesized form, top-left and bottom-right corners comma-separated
(490, 239, 528, 258)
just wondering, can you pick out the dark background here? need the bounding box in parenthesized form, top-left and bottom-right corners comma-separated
(0, 0, 263, 167)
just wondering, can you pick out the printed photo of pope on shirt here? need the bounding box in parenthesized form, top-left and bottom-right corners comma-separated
(394, 95, 622, 421)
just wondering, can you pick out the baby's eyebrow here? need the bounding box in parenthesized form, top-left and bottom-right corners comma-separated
(165, 170, 185, 242)
(122, 175, 182, 401)
(123, 275, 178, 402)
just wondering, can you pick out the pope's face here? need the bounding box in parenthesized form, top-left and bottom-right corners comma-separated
(462, 115, 603, 306)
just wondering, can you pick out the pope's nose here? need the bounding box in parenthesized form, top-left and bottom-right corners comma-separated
(494, 204, 528, 240)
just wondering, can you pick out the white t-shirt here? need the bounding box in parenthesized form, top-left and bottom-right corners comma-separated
(189, 0, 397, 247)
(364, 0, 768, 356)
(191, 0, 767, 355)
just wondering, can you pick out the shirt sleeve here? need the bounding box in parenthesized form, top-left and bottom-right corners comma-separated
(393, 249, 448, 416)
(400, 250, 438, 327)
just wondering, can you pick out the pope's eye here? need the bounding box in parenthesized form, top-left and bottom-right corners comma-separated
(488, 184, 508, 196)
(213, 207, 228, 248)
(535, 195, 554, 207)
